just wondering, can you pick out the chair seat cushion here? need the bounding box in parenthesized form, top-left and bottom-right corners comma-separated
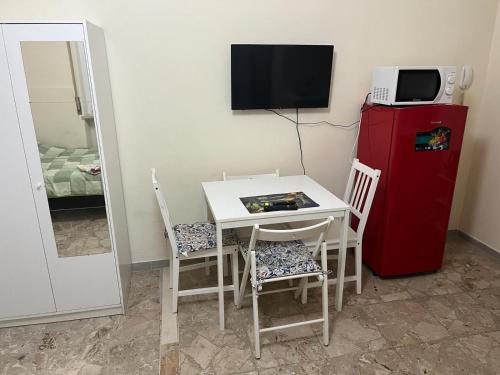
(173, 223, 238, 254)
(241, 240, 322, 282)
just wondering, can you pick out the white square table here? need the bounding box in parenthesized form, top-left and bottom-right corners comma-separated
(202, 175, 350, 330)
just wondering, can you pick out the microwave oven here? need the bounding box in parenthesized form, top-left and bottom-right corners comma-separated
(371, 66, 456, 105)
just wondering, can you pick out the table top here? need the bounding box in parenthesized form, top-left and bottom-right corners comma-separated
(202, 175, 349, 224)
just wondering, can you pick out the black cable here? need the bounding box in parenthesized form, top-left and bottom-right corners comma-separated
(266, 93, 377, 175)
(266, 109, 296, 124)
(266, 108, 358, 129)
(266, 93, 376, 128)
(295, 108, 306, 175)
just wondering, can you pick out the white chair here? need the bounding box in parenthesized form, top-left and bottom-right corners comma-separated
(292, 159, 381, 302)
(238, 218, 333, 359)
(152, 168, 240, 312)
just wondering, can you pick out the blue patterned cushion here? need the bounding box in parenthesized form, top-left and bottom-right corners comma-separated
(172, 222, 238, 254)
(241, 240, 322, 282)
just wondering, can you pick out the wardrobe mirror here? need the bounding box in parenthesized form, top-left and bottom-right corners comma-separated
(21, 41, 111, 257)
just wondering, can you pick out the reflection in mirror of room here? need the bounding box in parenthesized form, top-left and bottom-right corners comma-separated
(21, 41, 95, 148)
(21, 41, 110, 258)
(52, 209, 111, 257)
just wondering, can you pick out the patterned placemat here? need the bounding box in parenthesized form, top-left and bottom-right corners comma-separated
(240, 191, 319, 214)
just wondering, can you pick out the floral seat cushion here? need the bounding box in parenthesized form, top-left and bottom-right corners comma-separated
(172, 222, 238, 254)
(241, 240, 322, 282)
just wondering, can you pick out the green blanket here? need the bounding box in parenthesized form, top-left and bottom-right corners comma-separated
(38, 144, 104, 198)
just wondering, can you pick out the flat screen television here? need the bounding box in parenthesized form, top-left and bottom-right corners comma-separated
(231, 44, 334, 110)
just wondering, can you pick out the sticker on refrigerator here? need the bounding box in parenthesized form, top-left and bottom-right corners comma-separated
(415, 127, 451, 151)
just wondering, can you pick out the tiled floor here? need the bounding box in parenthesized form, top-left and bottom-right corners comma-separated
(0, 271, 160, 374)
(2, 235, 500, 375)
(164, 234, 500, 374)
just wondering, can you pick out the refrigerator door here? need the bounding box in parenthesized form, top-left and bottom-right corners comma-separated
(380, 105, 468, 276)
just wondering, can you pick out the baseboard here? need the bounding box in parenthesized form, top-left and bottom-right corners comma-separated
(131, 259, 169, 271)
(449, 229, 500, 258)
(0, 305, 123, 328)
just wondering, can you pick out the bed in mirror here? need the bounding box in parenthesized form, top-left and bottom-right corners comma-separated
(21, 40, 111, 257)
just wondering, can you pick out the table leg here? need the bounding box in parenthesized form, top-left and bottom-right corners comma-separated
(335, 210, 349, 311)
(216, 222, 225, 330)
(232, 248, 239, 305)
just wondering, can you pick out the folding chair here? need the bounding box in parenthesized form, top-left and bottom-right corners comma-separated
(237, 218, 333, 359)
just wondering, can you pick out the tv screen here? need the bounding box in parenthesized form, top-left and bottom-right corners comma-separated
(231, 44, 334, 110)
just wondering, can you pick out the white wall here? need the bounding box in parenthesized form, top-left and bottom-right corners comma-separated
(459, 3, 500, 252)
(22, 41, 89, 149)
(1, 0, 498, 262)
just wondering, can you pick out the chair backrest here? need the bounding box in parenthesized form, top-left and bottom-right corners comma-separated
(343, 159, 381, 238)
(222, 169, 280, 181)
(249, 217, 333, 258)
(151, 168, 178, 254)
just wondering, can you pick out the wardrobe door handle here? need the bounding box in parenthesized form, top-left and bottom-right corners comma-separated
(36, 183, 42, 190)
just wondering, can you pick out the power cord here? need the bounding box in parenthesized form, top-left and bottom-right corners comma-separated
(295, 108, 305, 175)
(266, 93, 375, 174)
(266, 108, 360, 129)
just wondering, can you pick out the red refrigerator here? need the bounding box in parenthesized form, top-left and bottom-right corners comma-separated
(357, 104, 468, 277)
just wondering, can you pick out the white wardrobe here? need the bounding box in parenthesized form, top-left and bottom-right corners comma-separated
(0, 21, 131, 327)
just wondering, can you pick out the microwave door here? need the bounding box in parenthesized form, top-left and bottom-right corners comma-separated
(395, 69, 441, 104)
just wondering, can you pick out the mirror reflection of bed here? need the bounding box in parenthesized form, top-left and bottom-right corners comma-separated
(22, 40, 111, 258)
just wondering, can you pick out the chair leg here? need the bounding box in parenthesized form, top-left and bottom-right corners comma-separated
(250, 251, 261, 359)
(294, 277, 307, 300)
(355, 243, 362, 294)
(252, 285, 261, 359)
(301, 278, 308, 304)
(171, 255, 179, 313)
(205, 256, 210, 276)
(321, 242, 329, 346)
(169, 246, 174, 290)
(223, 255, 229, 277)
(231, 250, 239, 305)
(237, 253, 251, 308)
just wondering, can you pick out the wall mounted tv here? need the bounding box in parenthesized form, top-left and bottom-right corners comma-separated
(231, 44, 334, 110)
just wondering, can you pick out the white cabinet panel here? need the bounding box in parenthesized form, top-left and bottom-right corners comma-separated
(0, 26, 56, 319)
(85, 21, 132, 307)
(2, 23, 121, 313)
